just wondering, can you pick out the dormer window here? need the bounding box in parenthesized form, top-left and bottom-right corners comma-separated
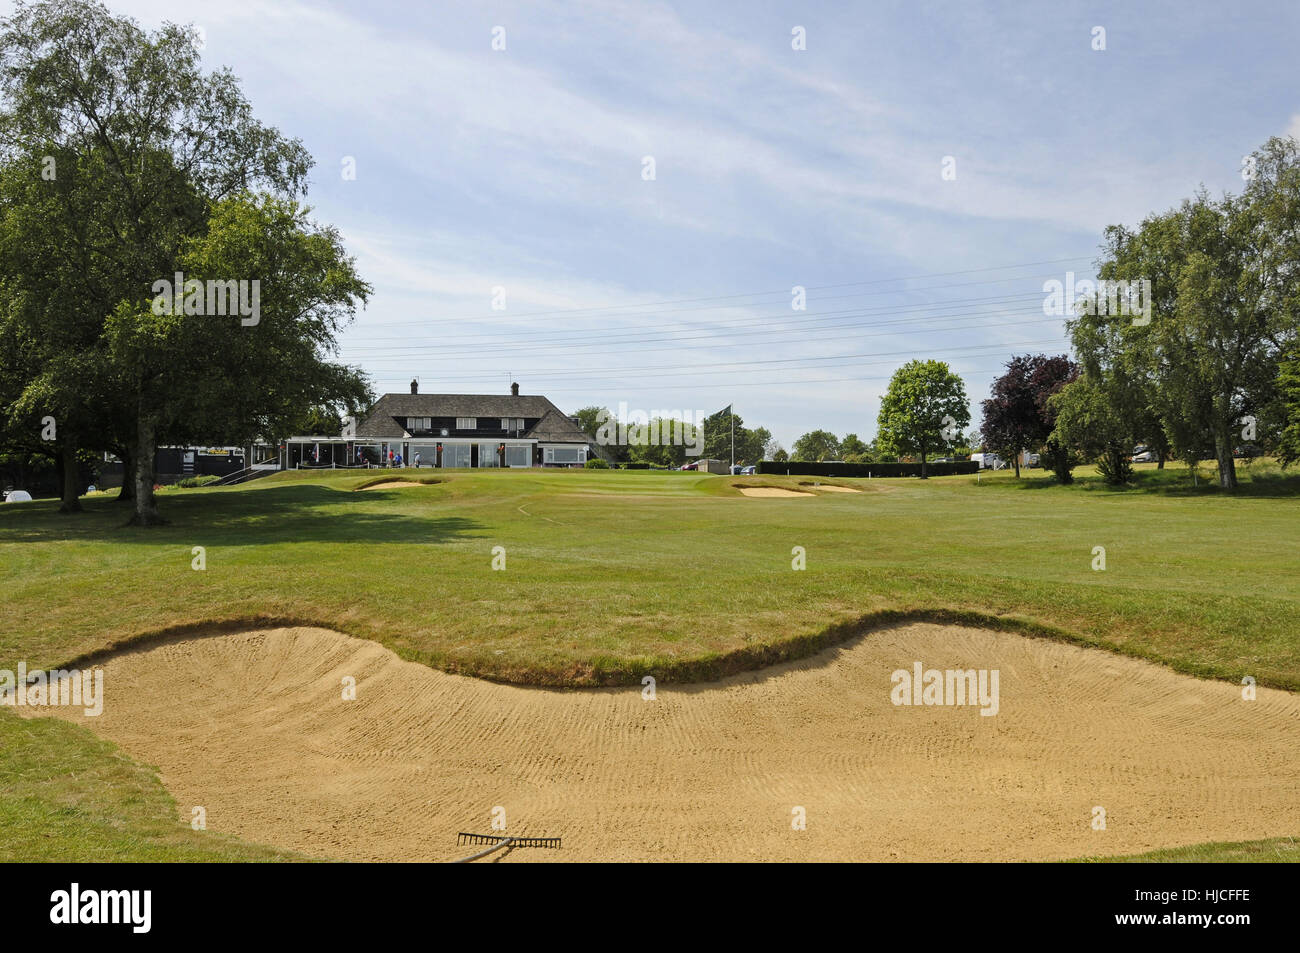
(501, 418, 524, 431)
(406, 417, 431, 431)
(456, 417, 477, 430)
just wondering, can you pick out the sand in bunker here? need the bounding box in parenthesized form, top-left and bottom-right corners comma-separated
(804, 484, 860, 493)
(737, 486, 811, 497)
(28, 624, 1300, 862)
(359, 480, 429, 490)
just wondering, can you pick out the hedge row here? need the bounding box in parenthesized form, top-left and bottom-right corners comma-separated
(758, 460, 979, 478)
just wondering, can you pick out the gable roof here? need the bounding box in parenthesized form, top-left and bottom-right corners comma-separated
(525, 408, 591, 444)
(355, 392, 590, 444)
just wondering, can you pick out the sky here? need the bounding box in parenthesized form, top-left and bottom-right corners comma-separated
(19, 0, 1300, 449)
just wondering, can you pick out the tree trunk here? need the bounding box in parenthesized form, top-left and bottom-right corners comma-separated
(1213, 426, 1238, 490)
(117, 447, 135, 502)
(919, 449, 928, 479)
(129, 416, 167, 526)
(58, 442, 82, 513)
(1013, 449, 1021, 478)
(1156, 448, 1166, 470)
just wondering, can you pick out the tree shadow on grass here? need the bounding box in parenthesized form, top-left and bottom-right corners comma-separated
(987, 469, 1300, 498)
(0, 483, 482, 546)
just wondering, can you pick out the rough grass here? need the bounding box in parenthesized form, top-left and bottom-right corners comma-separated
(0, 711, 303, 862)
(1079, 836, 1300, 863)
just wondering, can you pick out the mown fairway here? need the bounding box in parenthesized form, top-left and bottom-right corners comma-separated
(1, 464, 1297, 862)
(2, 463, 1299, 687)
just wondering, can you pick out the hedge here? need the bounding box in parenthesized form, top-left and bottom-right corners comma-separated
(758, 460, 978, 478)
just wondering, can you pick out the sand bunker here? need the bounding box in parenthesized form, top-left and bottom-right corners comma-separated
(358, 480, 431, 490)
(26, 624, 1300, 862)
(736, 486, 811, 498)
(801, 483, 861, 493)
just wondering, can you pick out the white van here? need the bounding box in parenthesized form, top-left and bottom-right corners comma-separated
(970, 453, 1005, 470)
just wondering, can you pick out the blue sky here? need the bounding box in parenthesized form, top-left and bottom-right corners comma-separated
(44, 1, 1300, 448)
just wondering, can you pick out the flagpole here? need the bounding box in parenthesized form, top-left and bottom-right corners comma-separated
(730, 404, 734, 472)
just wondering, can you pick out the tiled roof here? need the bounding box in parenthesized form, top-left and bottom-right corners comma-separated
(525, 408, 591, 444)
(355, 393, 589, 444)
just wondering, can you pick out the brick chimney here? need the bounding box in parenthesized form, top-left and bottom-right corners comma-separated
(511, 381, 519, 396)
(410, 378, 418, 394)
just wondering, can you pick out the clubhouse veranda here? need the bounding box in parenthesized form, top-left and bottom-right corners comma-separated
(286, 382, 595, 470)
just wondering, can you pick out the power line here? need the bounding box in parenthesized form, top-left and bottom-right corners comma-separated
(360, 338, 1068, 389)
(356, 255, 1096, 328)
(340, 289, 1052, 353)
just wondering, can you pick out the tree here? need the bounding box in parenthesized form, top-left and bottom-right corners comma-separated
(104, 194, 370, 521)
(839, 433, 870, 463)
(771, 446, 788, 462)
(791, 429, 840, 461)
(1278, 344, 1300, 467)
(571, 406, 628, 463)
(699, 406, 769, 465)
(980, 355, 1076, 478)
(1085, 139, 1300, 489)
(1048, 377, 1134, 484)
(0, 1, 366, 524)
(876, 360, 970, 477)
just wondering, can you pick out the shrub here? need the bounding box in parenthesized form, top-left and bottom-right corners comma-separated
(173, 475, 220, 488)
(760, 460, 976, 478)
(584, 457, 610, 469)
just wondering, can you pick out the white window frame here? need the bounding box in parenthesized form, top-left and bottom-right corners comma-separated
(456, 417, 477, 430)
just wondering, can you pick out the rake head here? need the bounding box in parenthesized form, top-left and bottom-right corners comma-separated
(457, 831, 562, 850)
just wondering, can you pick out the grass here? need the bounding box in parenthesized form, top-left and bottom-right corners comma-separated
(1, 461, 1296, 862)
(1079, 837, 1300, 863)
(0, 712, 303, 861)
(3, 461, 1298, 688)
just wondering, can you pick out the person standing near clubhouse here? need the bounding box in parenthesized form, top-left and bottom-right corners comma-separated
(387, 449, 394, 467)
(394, 451, 403, 467)
(414, 450, 421, 469)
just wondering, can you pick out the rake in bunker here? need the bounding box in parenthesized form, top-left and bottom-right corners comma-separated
(453, 831, 562, 862)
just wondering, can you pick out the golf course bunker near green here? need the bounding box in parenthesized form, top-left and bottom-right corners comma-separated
(22, 622, 1300, 862)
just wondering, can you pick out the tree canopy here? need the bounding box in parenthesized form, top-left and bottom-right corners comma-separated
(876, 359, 970, 476)
(0, 0, 371, 522)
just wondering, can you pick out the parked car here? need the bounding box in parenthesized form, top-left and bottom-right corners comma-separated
(1234, 444, 1262, 459)
(730, 465, 744, 475)
(741, 465, 756, 475)
(970, 452, 1005, 470)
(1131, 445, 1157, 463)
(1024, 452, 1040, 468)
(3, 489, 33, 503)
(680, 462, 698, 471)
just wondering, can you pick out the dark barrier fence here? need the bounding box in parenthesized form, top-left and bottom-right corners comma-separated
(758, 460, 979, 478)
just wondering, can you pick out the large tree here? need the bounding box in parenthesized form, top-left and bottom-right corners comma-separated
(104, 194, 371, 519)
(0, 1, 369, 523)
(1278, 343, 1300, 467)
(876, 360, 970, 477)
(980, 354, 1077, 478)
(1085, 139, 1300, 489)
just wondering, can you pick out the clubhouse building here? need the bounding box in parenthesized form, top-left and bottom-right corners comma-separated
(292, 381, 594, 469)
